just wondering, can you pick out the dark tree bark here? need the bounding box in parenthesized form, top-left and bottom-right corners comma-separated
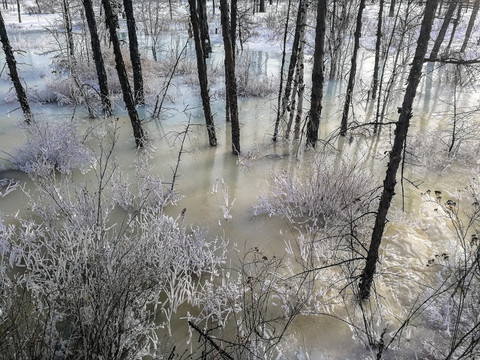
(188, 0, 217, 146)
(340, 0, 366, 136)
(259, 0, 265, 12)
(102, 0, 145, 148)
(359, 0, 438, 301)
(62, 0, 74, 58)
(460, 0, 479, 53)
(281, 0, 308, 117)
(428, 0, 456, 61)
(16, 0, 20, 23)
(123, 0, 144, 105)
(83, 0, 112, 114)
(220, 0, 240, 154)
(305, 0, 326, 148)
(286, 5, 307, 141)
(0, 9, 33, 123)
(224, 0, 237, 123)
(197, 0, 212, 57)
(389, 0, 395, 17)
(272, 0, 292, 142)
(230, 0, 237, 55)
(444, 3, 462, 56)
(371, 0, 384, 100)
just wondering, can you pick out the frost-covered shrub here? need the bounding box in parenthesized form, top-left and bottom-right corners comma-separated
(254, 154, 379, 234)
(190, 248, 312, 359)
(10, 120, 95, 176)
(0, 149, 227, 358)
(414, 188, 480, 359)
(236, 51, 276, 97)
(407, 122, 480, 174)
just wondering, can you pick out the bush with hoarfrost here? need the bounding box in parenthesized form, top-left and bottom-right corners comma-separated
(415, 186, 480, 359)
(10, 120, 95, 176)
(254, 154, 379, 235)
(189, 248, 313, 359)
(0, 141, 227, 358)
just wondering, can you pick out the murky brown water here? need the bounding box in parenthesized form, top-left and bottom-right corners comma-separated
(0, 18, 478, 358)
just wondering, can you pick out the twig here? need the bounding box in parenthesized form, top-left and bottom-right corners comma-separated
(152, 40, 189, 119)
(170, 120, 190, 192)
(188, 321, 234, 360)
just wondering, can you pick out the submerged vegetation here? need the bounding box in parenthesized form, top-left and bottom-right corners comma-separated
(0, 0, 479, 359)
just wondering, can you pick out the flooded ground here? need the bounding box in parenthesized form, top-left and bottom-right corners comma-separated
(0, 7, 479, 359)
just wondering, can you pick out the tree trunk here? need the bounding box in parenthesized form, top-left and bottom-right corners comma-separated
(281, 0, 308, 117)
(305, 0, 326, 148)
(230, 0, 237, 54)
(225, 0, 237, 123)
(340, 0, 366, 136)
(62, 0, 74, 58)
(272, 0, 292, 142)
(359, 0, 438, 301)
(188, 0, 217, 146)
(0, 9, 33, 123)
(389, 0, 395, 17)
(428, 0, 456, 61)
(259, 0, 265, 12)
(102, 0, 145, 148)
(16, 0, 20, 23)
(83, 0, 112, 114)
(286, 0, 308, 139)
(220, 0, 240, 154)
(444, 3, 462, 56)
(371, 0, 384, 100)
(123, 0, 144, 105)
(460, 0, 479, 53)
(293, 15, 307, 141)
(198, 0, 212, 57)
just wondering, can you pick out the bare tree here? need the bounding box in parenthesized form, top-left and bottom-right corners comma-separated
(0, 8, 33, 123)
(102, 0, 145, 148)
(371, 0, 384, 100)
(16, 0, 20, 22)
(428, 0, 456, 62)
(305, 0, 326, 147)
(340, 0, 366, 136)
(61, 0, 74, 58)
(286, 0, 308, 140)
(444, 3, 462, 55)
(82, 0, 112, 114)
(188, 0, 217, 146)
(198, 0, 212, 56)
(220, 0, 240, 154)
(281, 0, 309, 117)
(359, 0, 439, 300)
(272, 0, 292, 142)
(123, 0, 144, 105)
(460, 0, 479, 53)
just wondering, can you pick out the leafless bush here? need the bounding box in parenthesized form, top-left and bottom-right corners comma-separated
(254, 153, 379, 236)
(407, 125, 480, 175)
(0, 128, 227, 359)
(9, 119, 95, 176)
(189, 247, 313, 359)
